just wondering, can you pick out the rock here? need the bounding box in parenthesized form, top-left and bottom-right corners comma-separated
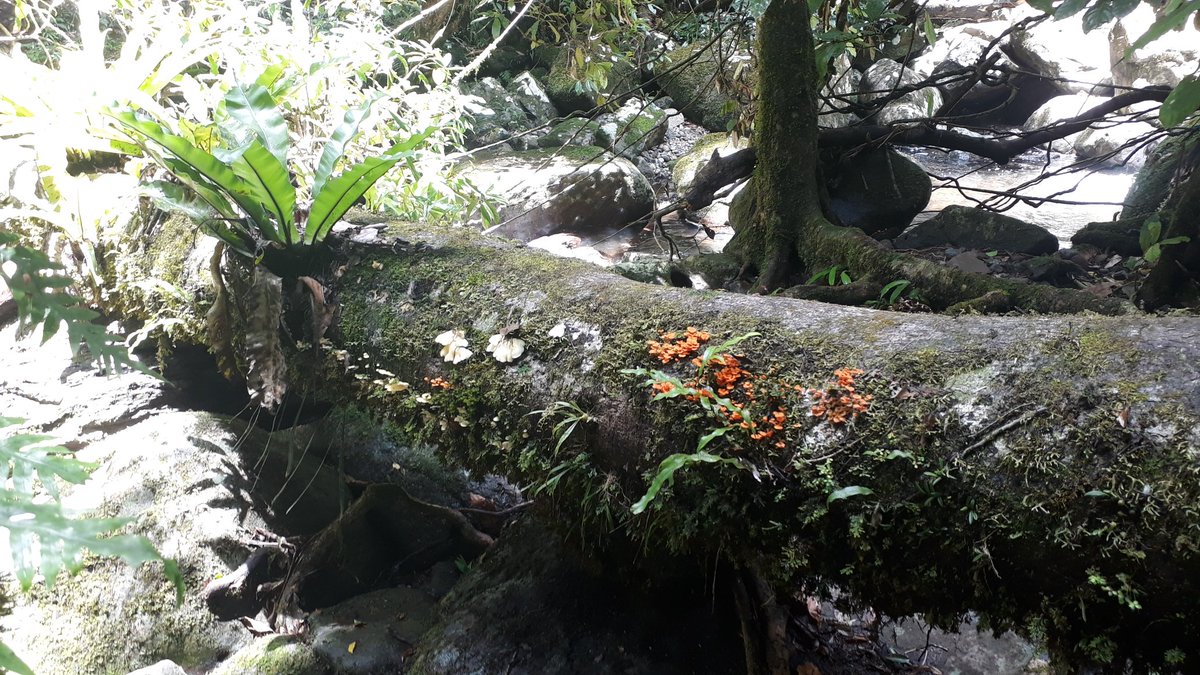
(925, 0, 1010, 21)
(0, 328, 349, 674)
(861, 59, 943, 125)
(476, 45, 531, 79)
(465, 147, 654, 256)
(544, 47, 639, 114)
(655, 38, 753, 132)
(1022, 93, 1106, 153)
(819, 54, 861, 129)
(825, 146, 931, 235)
(1071, 219, 1142, 256)
(895, 205, 1059, 254)
(309, 587, 437, 674)
(527, 233, 614, 267)
(209, 637, 328, 675)
(1018, 255, 1086, 286)
(537, 118, 602, 149)
(125, 661, 188, 675)
(947, 251, 992, 274)
(1002, 5, 1110, 95)
(1073, 121, 1158, 169)
(1110, 4, 1200, 89)
(461, 73, 560, 149)
(594, 98, 668, 159)
(885, 616, 1037, 674)
(671, 132, 751, 196)
(1120, 125, 1200, 220)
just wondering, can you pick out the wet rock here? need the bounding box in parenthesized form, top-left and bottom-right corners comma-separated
(466, 147, 654, 255)
(527, 233, 614, 267)
(1018, 255, 1086, 286)
(896, 205, 1058, 255)
(826, 146, 931, 235)
(594, 98, 668, 159)
(1071, 219, 1142, 256)
(885, 616, 1037, 674)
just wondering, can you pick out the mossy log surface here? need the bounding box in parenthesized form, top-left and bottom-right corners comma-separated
(281, 222, 1200, 668)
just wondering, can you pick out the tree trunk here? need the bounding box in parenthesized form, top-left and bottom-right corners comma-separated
(268, 221, 1200, 670)
(723, 1, 1127, 314)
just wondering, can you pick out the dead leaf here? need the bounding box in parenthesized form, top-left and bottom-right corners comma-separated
(806, 596, 823, 624)
(1084, 281, 1119, 297)
(206, 244, 242, 384)
(795, 663, 822, 675)
(348, 640, 357, 653)
(238, 616, 274, 636)
(1116, 407, 1131, 429)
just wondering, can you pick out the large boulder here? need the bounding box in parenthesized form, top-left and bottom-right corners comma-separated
(537, 117, 603, 149)
(860, 59, 943, 125)
(1002, 5, 1111, 95)
(465, 147, 654, 255)
(1110, 4, 1200, 89)
(461, 72, 560, 149)
(1022, 93, 1107, 153)
(671, 132, 751, 196)
(825, 147, 931, 236)
(543, 47, 640, 115)
(655, 38, 753, 132)
(819, 54, 862, 129)
(895, 204, 1059, 254)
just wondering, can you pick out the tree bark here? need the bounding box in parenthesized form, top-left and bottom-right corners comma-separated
(283, 221, 1200, 669)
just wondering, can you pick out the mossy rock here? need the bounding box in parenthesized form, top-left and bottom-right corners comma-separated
(671, 133, 751, 195)
(1070, 218, 1142, 256)
(545, 47, 640, 114)
(594, 98, 668, 159)
(895, 205, 1058, 255)
(655, 39, 753, 132)
(1121, 122, 1200, 220)
(210, 636, 328, 675)
(538, 118, 602, 149)
(827, 147, 932, 236)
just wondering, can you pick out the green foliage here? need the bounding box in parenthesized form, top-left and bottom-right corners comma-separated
(1138, 214, 1190, 263)
(1161, 74, 1200, 127)
(827, 484, 875, 505)
(531, 401, 595, 458)
(630, 450, 742, 515)
(806, 264, 853, 286)
(115, 86, 435, 259)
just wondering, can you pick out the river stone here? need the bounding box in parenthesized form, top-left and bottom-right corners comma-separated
(825, 146, 931, 235)
(0, 327, 348, 674)
(210, 636, 328, 675)
(467, 147, 654, 255)
(896, 205, 1059, 254)
(594, 98, 668, 159)
(885, 616, 1037, 675)
(655, 37, 753, 132)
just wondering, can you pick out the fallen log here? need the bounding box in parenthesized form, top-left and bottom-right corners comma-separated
(163, 218, 1200, 669)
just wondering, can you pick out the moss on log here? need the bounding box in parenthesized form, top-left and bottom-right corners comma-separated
(267, 220, 1200, 670)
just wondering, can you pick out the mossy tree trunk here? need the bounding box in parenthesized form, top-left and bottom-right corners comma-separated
(1137, 145, 1200, 309)
(723, 1, 1125, 314)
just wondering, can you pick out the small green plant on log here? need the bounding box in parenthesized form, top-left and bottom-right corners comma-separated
(113, 81, 434, 261)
